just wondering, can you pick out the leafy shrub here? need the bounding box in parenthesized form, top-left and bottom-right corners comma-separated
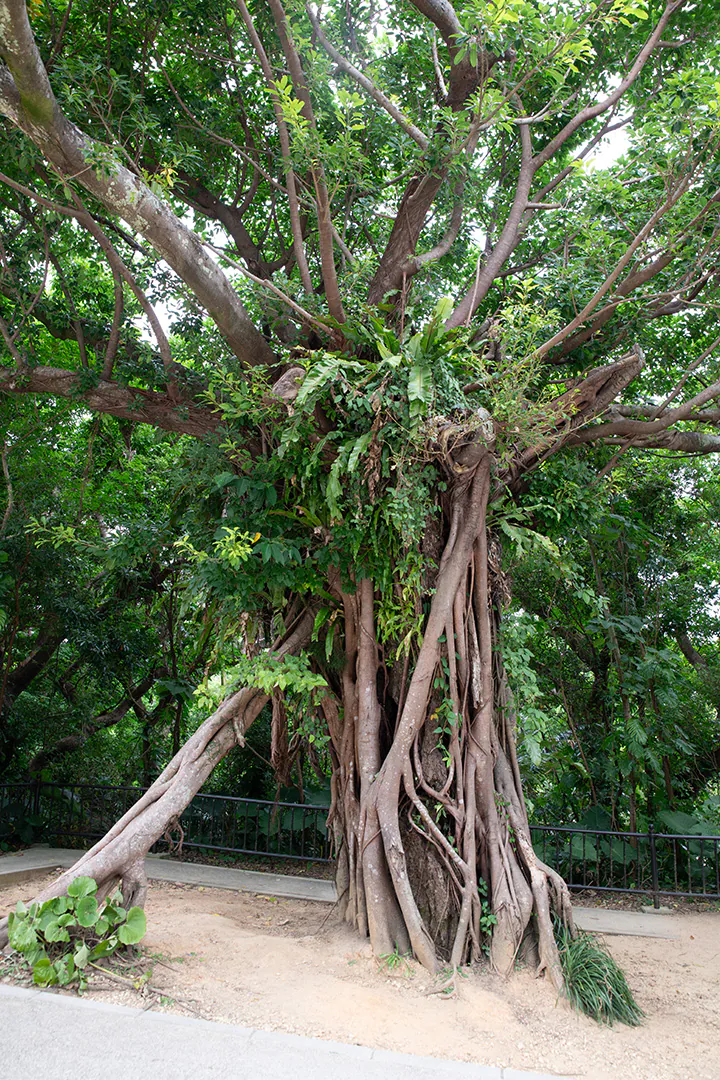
(7, 876, 147, 988)
(557, 927, 644, 1026)
(0, 799, 44, 850)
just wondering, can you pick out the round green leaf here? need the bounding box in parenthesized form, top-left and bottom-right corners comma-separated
(75, 895, 99, 928)
(67, 876, 97, 899)
(43, 918, 70, 944)
(38, 909, 57, 934)
(32, 957, 57, 987)
(90, 937, 117, 959)
(9, 919, 38, 954)
(54, 955, 75, 986)
(94, 916, 109, 936)
(117, 907, 146, 946)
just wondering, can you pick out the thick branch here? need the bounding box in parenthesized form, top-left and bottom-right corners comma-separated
(446, 4, 683, 328)
(676, 630, 709, 670)
(0, 1, 273, 367)
(233, 0, 314, 294)
(534, 2, 684, 170)
(596, 429, 720, 454)
(0, 365, 221, 437)
(4, 626, 64, 701)
(447, 111, 533, 328)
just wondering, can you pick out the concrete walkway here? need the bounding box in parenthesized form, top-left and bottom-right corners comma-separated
(0, 845, 335, 902)
(572, 904, 680, 939)
(0, 846, 679, 937)
(0, 985, 574, 1080)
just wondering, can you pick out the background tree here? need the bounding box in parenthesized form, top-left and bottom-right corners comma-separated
(1, 0, 720, 991)
(506, 451, 720, 830)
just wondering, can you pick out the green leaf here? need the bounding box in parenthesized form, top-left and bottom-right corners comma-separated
(74, 943, 90, 969)
(94, 916, 110, 936)
(76, 895, 99, 928)
(407, 363, 432, 417)
(433, 295, 454, 322)
(657, 810, 712, 836)
(54, 955, 75, 986)
(32, 957, 58, 987)
(91, 938, 117, 959)
(347, 432, 372, 474)
(43, 918, 71, 943)
(8, 918, 38, 953)
(117, 906, 146, 945)
(213, 471, 236, 489)
(67, 876, 98, 898)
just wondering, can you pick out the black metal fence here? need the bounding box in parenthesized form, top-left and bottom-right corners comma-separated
(1, 780, 332, 863)
(3, 780, 720, 901)
(530, 823, 720, 906)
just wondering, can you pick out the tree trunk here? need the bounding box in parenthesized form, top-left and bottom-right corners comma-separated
(328, 454, 574, 986)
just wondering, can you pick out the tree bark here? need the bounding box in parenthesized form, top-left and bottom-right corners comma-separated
(325, 454, 574, 984)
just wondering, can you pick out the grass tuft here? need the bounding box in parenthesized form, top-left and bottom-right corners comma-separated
(557, 927, 644, 1027)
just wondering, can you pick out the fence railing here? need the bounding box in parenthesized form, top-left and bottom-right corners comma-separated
(1, 780, 332, 863)
(3, 780, 720, 900)
(530, 823, 720, 906)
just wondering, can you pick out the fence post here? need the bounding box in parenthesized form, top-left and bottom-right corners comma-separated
(649, 824, 660, 909)
(32, 777, 42, 817)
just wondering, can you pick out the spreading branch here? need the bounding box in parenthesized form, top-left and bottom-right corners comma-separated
(0, 0, 273, 368)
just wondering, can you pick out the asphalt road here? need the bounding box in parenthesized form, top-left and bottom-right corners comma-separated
(0, 986, 573, 1080)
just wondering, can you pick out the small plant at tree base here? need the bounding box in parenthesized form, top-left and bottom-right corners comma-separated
(478, 877, 498, 942)
(378, 945, 412, 974)
(7, 876, 147, 989)
(557, 927, 644, 1027)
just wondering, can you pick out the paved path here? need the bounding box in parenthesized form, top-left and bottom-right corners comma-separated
(572, 904, 680, 939)
(0, 845, 335, 902)
(0, 986, 574, 1080)
(0, 846, 679, 937)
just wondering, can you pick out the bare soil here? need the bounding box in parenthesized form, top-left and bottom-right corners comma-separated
(2, 872, 719, 1080)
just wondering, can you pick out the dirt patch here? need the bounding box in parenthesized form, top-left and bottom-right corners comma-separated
(2, 872, 718, 1080)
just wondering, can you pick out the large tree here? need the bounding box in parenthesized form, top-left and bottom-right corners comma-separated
(2, 0, 720, 990)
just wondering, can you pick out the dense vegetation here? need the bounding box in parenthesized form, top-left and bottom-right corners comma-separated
(1, 0, 719, 993)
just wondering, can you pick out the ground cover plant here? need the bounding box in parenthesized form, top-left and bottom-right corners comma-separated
(6, 874, 146, 987)
(557, 925, 644, 1025)
(1, 0, 719, 1008)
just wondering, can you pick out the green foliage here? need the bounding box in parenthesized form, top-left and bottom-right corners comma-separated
(557, 927, 644, 1027)
(378, 945, 413, 973)
(0, 800, 44, 850)
(196, 652, 327, 712)
(510, 451, 720, 829)
(7, 876, 147, 989)
(477, 877, 497, 939)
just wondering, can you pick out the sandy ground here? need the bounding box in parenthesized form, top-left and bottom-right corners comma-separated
(2, 873, 719, 1080)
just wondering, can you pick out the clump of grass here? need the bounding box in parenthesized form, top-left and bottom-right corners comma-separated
(557, 928, 644, 1027)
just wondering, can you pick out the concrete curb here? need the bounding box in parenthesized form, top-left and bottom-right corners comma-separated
(0, 985, 576, 1079)
(0, 846, 336, 902)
